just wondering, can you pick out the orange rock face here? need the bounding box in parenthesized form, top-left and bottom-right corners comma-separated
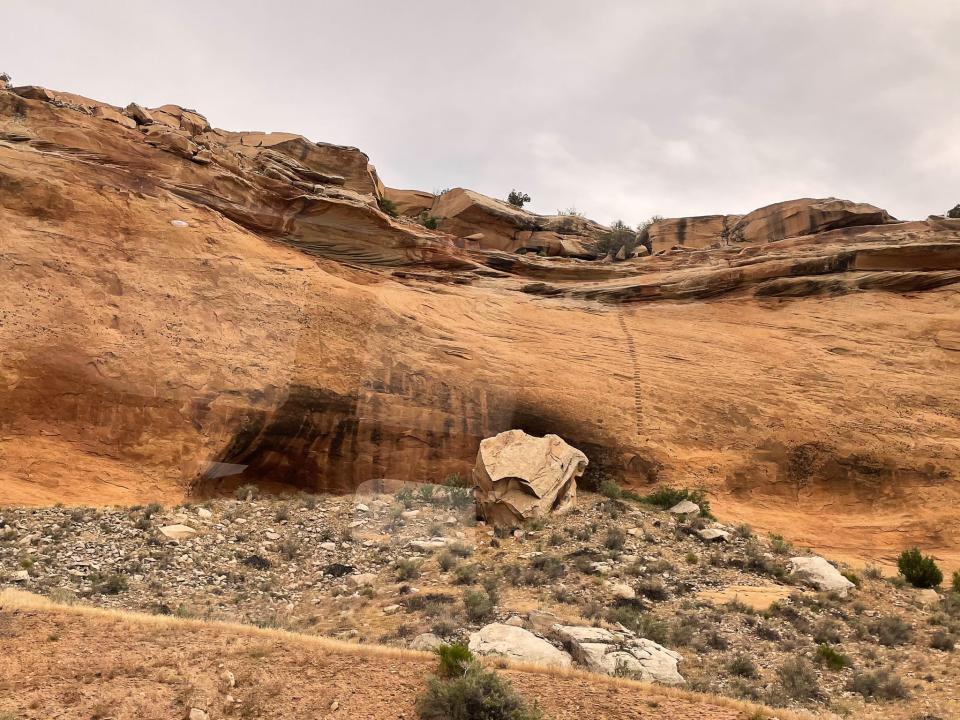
(1, 83, 959, 570)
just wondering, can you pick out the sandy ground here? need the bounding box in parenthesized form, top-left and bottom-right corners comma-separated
(0, 591, 807, 720)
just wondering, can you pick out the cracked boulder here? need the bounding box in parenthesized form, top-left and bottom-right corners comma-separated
(554, 625, 685, 684)
(468, 623, 572, 668)
(473, 430, 587, 527)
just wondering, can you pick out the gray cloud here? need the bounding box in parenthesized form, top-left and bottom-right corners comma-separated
(5, 0, 958, 223)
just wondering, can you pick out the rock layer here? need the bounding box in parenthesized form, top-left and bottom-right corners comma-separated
(1, 82, 960, 572)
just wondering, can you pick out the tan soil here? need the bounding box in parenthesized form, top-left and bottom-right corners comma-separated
(0, 593, 797, 720)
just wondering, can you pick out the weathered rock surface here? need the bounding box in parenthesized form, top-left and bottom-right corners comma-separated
(473, 430, 587, 526)
(2, 81, 960, 572)
(554, 625, 685, 684)
(468, 623, 573, 668)
(789, 556, 856, 595)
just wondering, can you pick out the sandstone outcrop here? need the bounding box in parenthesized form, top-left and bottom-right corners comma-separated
(473, 431, 587, 526)
(468, 623, 573, 668)
(2, 80, 960, 574)
(554, 625, 685, 684)
(789, 556, 856, 596)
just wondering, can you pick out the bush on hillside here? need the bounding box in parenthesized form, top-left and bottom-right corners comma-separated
(507, 190, 530, 208)
(947, 203, 960, 219)
(434, 642, 475, 677)
(415, 664, 543, 720)
(897, 547, 943, 588)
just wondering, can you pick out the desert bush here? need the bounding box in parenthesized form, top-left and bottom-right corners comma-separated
(434, 642, 474, 677)
(606, 607, 667, 644)
(769, 534, 792, 555)
(448, 542, 473, 558)
(598, 479, 622, 499)
(437, 551, 458, 572)
(952, 569, 960, 594)
(897, 547, 943, 588)
(776, 657, 819, 701)
(815, 642, 850, 670)
(396, 558, 421, 581)
(841, 570, 861, 588)
(463, 588, 495, 622)
(869, 615, 912, 646)
(415, 664, 543, 720)
(728, 653, 759, 678)
(455, 564, 480, 585)
(848, 668, 909, 701)
(417, 211, 441, 229)
(529, 554, 564, 580)
(638, 578, 669, 601)
(864, 564, 883, 580)
(92, 572, 128, 595)
(641, 486, 712, 517)
(377, 197, 398, 217)
(930, 629, 955, 651)
(947, 203, 960, 219)
(603, 527, 626, 551)
(813, 619, 842, 644)
(507, 190, 531, 208)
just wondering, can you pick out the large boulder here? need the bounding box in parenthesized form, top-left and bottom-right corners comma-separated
(643, 214, 742, 254)
(473, 430, 587, 526)
(431, 188, 602, 257)
(732, 198, 895, 244)
(554, 625, 684, 684)
(468, 623, 572, 668)
(790, 556, 856, 596)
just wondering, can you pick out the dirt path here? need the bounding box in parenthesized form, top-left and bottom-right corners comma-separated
(0, 592, 801, 720)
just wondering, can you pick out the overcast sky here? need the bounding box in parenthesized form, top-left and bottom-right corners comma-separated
(5, 1, 959, 223)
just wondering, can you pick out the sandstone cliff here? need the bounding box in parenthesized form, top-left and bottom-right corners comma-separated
(1, 82, 959, 569)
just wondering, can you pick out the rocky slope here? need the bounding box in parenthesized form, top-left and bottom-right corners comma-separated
(3, 489, 958, 717)
(1, 81, 959, 573)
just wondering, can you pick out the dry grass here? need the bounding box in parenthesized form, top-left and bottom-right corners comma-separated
(1, 589, 811, 720)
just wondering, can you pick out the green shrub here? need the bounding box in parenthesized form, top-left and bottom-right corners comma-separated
(434, 642, 475, 678)
(93, 572, 128, 595)
(507, 190, 530, 208)
(415, 664, 543, 720)
(930, 629, 955, 651)
(841, 570, 861, 588)
(455, 564, 480, 585)
(727, 653, 758, 678)
(396, 559, 421, 581)
(437, 551, 458, 572)
(869, 615, 912, 646)
(417, 211, 441, 229)
(947, 203, 960, 219)
(378, 197, 398, 217)
(463, 588, 494, 622)
(952, 569, 960, 594)
(848, 668, 909, 701)
(598, 479, 623, 499)
(776, 657, 819, 700)
(603, 527, 626, 551)
(815, 643, 851, 670)
(605, 607, 667, 644)
(897, 547, 942, 588)
(641, 487, 712, 518)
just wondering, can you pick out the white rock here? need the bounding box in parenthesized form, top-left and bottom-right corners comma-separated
(668, 500, 700, 517)
(410, 633, 444, 651)
(265, 531, 280, 541)
(468, 623, 572, 668)
(554, 625, 684, 684)
(355, 503, 369, 512)
(13, 570, 30, 582)
(188, 709, 208, 720)
(790, 556, 855, 596)
(319, 542, 336, 551)
(219, 669, 235, 688)
(608, 582, 636, 600)
(915, 588, 940, 607)
(401, 510, 420, 520)
(170, 219, 189, 228)
(409, 539, 447, 551)
(697, 528, 731, 543)
(383, 604, 401, 614)
(197, 508, 213, 519)
(505, 615, 525, 627)
(345, 573, 376, 589)
(159, 524, 197, 541)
